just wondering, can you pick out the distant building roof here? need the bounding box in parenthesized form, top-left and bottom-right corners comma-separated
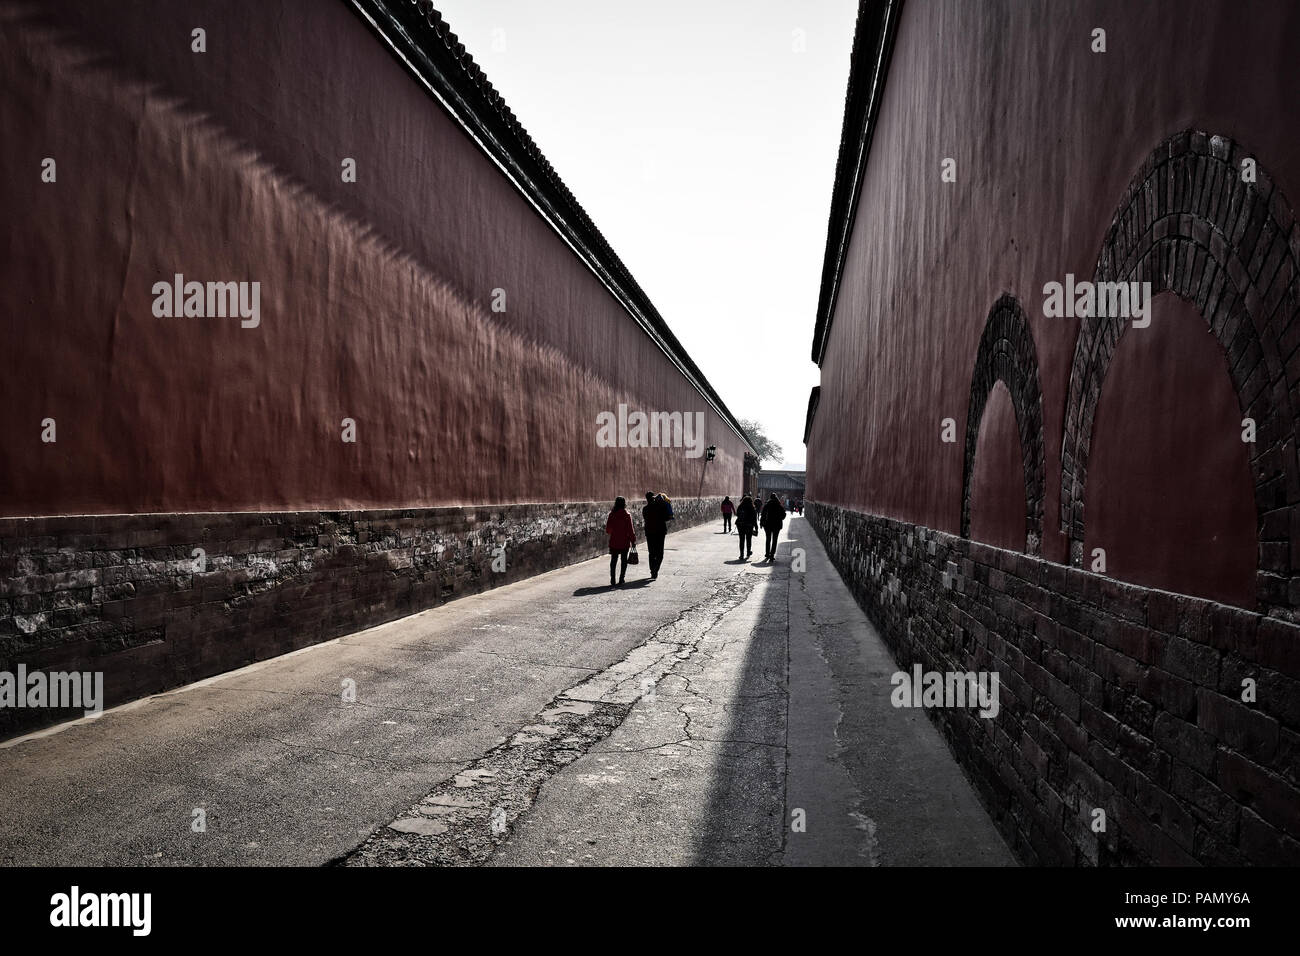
(758, 473, 806, 491)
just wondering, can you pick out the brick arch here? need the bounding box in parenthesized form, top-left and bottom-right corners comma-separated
(1060, 131, 1300, 611)
(961, 294, 1047, 555)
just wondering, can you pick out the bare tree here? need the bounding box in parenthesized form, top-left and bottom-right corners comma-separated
(739, 418, 783, 464)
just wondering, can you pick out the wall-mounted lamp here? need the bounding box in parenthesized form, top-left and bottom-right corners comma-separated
(706, 445, 716, 461)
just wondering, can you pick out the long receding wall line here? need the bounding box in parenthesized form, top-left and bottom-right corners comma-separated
(807, 502, 1300, 865)
(0, 0, 752, 738)
(804, 0, 1300, 868)
(806, 0, 1300, 610)
(0, 1, 752, 518)
(0, 499, 718, 739)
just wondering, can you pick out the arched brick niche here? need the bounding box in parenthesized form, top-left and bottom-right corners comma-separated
(1084, 292, 1257, 608)
(1060, 131, 1300, 613)
(961, 294, 1046, 555)
(970, 381, 1029, 552)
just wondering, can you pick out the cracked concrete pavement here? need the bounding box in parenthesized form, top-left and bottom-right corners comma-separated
(489, 517, 1014, 866)
(0, 515, 1013, 866)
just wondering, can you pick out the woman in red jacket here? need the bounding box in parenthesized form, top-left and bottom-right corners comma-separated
(604, 496, 636, 587)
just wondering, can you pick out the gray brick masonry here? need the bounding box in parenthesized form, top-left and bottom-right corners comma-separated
(0, 498, 712, 738)
(807, 500, 1300, 865)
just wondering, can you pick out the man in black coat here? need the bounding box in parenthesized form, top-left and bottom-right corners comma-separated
(735, 494, 757, 560)
(760, 494, 787, 561)
(642, 491, 670, 579)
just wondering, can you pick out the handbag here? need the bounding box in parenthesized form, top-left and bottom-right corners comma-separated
(627, 544, 639, 565)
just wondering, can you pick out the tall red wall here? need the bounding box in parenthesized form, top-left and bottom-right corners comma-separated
(0, 0, 748, 517)
(808, 0, 1300, 608)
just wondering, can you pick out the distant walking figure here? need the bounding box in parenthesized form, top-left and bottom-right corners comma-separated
(643, 491, 670, 580)
(605, 496, 636, 587)
(735, 494, 757, 560)
(760, 493, 787, 561)
(720, 495, 735, 533)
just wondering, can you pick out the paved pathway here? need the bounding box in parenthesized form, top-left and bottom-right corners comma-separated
(0, 516, 1013, 866)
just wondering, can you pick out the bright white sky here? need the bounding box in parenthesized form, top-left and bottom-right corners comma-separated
(435, 0, 859, 470)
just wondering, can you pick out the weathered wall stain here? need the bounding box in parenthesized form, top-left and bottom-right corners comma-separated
(0, 3, 750, 516)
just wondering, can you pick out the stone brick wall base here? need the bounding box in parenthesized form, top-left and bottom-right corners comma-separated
(0, 497, 715, 738)
(806, 501, 1300, 865)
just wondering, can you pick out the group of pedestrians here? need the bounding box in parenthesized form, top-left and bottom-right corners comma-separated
(602, 490, 793, 587)
(603, 492, 673, 587)
(723, 493, 786, 561)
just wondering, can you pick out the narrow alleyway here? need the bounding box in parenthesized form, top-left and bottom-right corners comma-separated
(0, 517, 1011, 867)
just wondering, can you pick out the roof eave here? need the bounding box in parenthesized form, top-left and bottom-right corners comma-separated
(346, 0, 757, 453)
(810, 0, 905, 367)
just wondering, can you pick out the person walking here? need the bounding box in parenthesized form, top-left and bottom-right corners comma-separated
(735, 493, 757, 560)
(720, 495, 735, 533)
(604, 496, 636, 587)
(642, 491, 670, 580)
(760, 493, 787, 561)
